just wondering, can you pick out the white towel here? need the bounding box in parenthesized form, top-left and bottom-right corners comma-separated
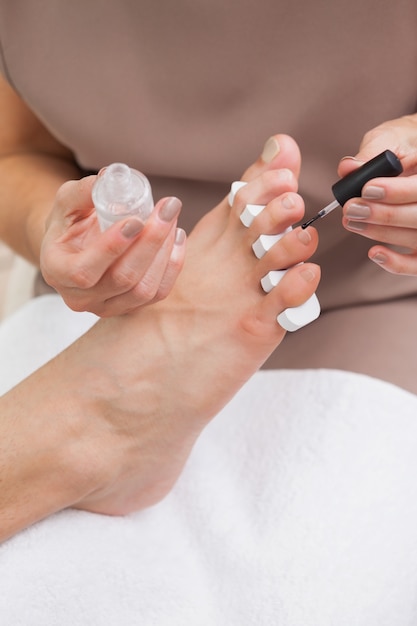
(1, 296, 417, 625)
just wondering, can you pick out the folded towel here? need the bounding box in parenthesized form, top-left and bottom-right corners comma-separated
(1, 296, 417, 625)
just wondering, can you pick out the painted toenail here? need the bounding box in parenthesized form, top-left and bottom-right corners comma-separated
(261, 137, 280, 163)
(297, 228, 311, 244)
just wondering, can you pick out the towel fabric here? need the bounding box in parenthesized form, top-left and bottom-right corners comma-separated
(1, 296, 417, 625)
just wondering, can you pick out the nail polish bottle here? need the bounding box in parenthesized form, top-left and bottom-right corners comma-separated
(92, 162, 154, 231)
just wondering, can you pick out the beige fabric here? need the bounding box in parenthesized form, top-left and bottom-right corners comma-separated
(1, 1, 417, 390)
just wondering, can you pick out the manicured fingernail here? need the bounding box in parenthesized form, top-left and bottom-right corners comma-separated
(174, 228, 186, 245)
(261, 137, 280, 163)
(346, 220, 367, 232)
(371, 252, 388, 265)
(297, 228, 311, 244)
(340, 155, 363, 163)
(121, 218, 144, 238)
(345, 203, 371, 219)
(362, 185, 384, 200)
(300, 268, 315, 282)
(159, 197, 182, 222)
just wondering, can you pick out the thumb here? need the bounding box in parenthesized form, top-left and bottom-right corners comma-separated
(51, 174, 97, 226)
(336, 155, 366, 180)
(336, 136, 395, 179)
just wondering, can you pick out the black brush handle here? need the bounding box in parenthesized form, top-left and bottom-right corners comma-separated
(332, 150, 403, 206)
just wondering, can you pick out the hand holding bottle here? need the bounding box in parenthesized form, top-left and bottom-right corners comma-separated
(40, 166, 186, 317)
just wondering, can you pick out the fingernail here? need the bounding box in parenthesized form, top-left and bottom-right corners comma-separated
(300, 268, 315, 282)
(362, 185, 385, 200)
(174, 227, 186, 245)
(297, 228, 311, 244)
(346, 220, 367, 232)
(340, 155, 363, 163)
(371, 252, 388, 265)
(345, 203, 371, 219)
(159, 197, 182, 222)
(261, 137, 280, 163)
(121, 218, 145, 238)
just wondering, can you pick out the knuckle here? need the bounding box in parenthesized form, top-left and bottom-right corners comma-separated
(132, 277, 159, 302)
(55, 179, 75, 204)
(67, 263, 97, 289)
(62, 294, 90, 313)
(152, 284, 170, 302)
(111, 266, 139, 290)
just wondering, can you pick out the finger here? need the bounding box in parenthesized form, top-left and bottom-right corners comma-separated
(104, 197, 182, 295)
(337, 156, 364, 179)
(369, 245, 417, 276)
(80, 235, 176, 316)
(96, 228, 186, 316)
(42, 216, 146, 290)
(361, 174, 417, 205)
(343, 198, 417, 229)
(51, 175, 97, 225)
(343, 220, 417, 250)
(146, 227, 187, 301)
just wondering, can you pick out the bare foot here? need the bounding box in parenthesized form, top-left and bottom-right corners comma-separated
(28, 136, 320, 517)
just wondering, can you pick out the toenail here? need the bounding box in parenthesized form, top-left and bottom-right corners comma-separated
(261, 137, 280, 163)
(282, 195, 295, 210)
(297, 228, 311, 244)
(277, 168, 292, 182)
(300, 268, 316, 282)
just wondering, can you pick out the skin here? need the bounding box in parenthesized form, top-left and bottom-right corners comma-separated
(338, 115, 417, 275)
(0, 74, 321, 541)
(2, 72, 416, 542)
(0, 74, 186, 316)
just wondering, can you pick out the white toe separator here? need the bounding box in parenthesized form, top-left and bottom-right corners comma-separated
(261, 270, 321, 332)
(252, 230, 291, 259)
(240, 204, 265, 227)
(229, 180, 321, 332)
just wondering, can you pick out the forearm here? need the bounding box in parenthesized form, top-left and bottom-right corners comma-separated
(0, 73, 82, 264)
(0, 152, 81, 264)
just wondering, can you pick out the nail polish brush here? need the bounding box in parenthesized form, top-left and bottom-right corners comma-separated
(301, 150, 403, 229)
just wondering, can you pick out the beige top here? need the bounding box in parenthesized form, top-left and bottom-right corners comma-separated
(1, 0, 417, 390)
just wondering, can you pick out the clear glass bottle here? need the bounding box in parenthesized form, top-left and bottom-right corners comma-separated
(92, 162, 154, 231)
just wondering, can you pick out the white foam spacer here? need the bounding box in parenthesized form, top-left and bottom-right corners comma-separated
(260, 270, 287, 293)
(278, 295, 321, 331)
(228, 181, 247, 206)
(252, 228, 292, 259)
(240, 204, 265, 227)
(228, 181, 321, 331)
(261, 270, 321, 331)
(228, 180, 266, 227)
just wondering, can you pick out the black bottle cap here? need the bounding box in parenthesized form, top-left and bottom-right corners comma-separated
(332, 150, 403, 206)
